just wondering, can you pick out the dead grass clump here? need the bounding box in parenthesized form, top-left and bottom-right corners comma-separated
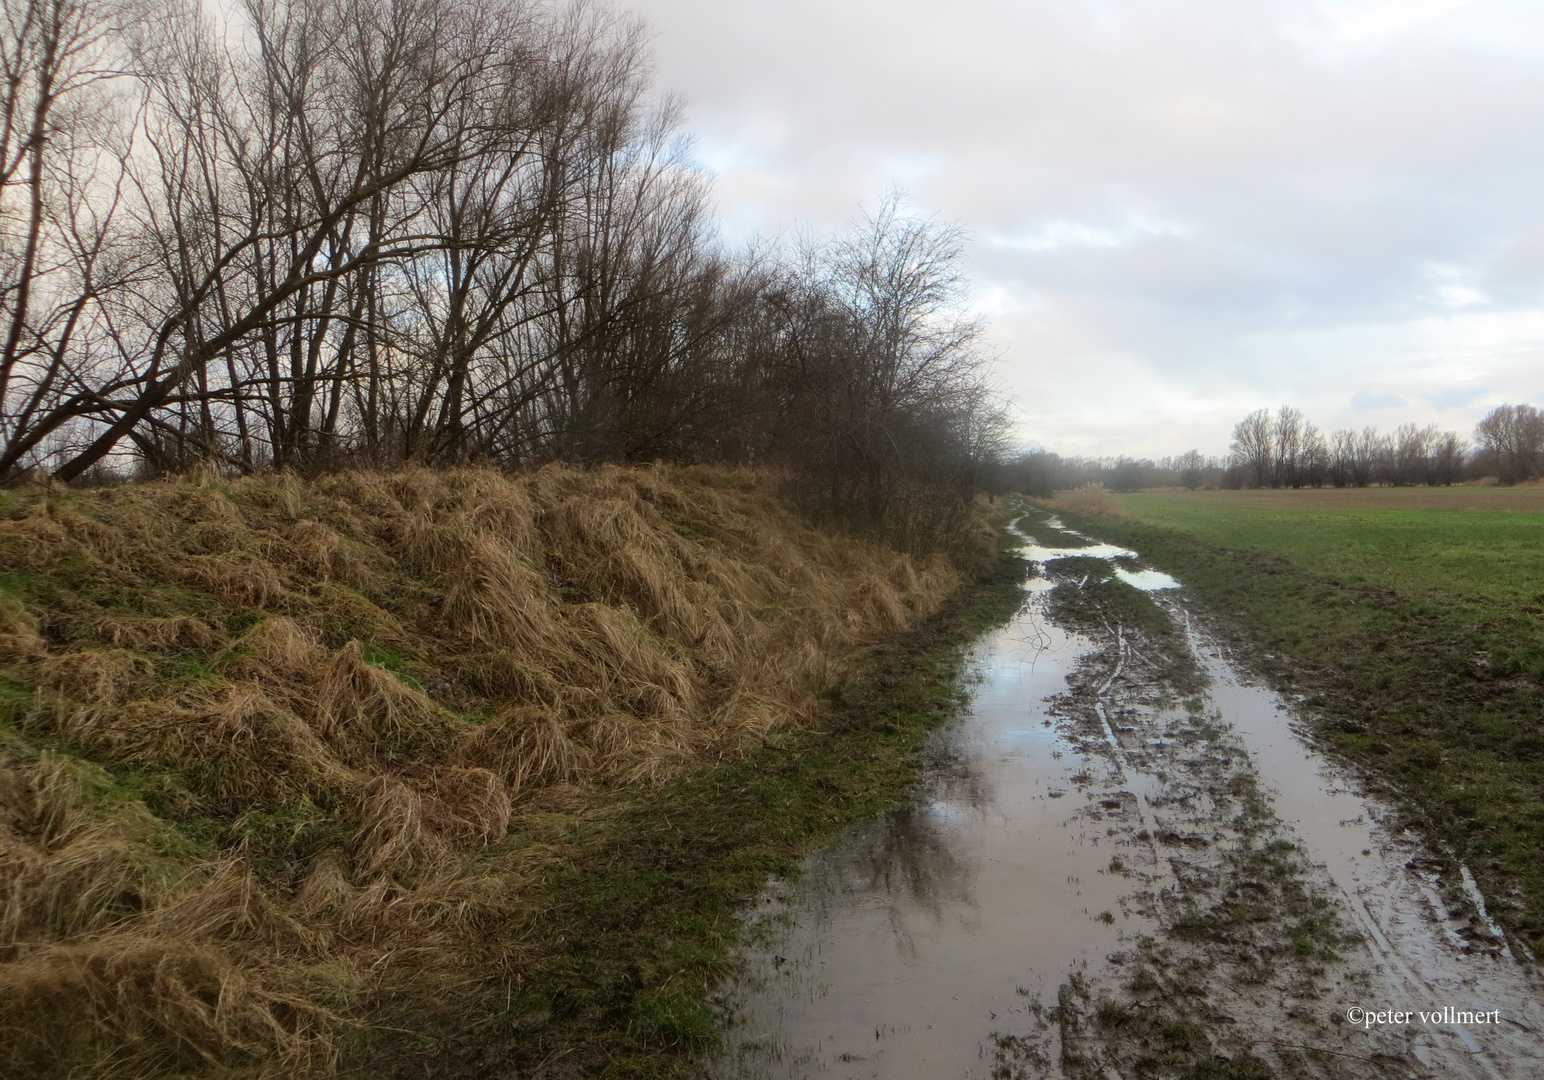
(294, 848, 355, 918)
(462, 650, 563, 705)
(51, 687, 353, 808)
(0, 598, 46, 662)
(311, 470, 403, 517)
(454, 470, 541, 556)
(539, 494, 706, 642)
(442, 536, 560, 651)
(0, 753, 176, 946)
(284, 519, 380, 587)
(231, 616, 324, 679)
(340, 865, 513, 938)
(0, 509, 71, 572)
(230, 469, 306, 519)
(0, 750, 95, 847)
(398, 508, 474, 579)
(567, 711, 634, 772)
(51, 507, 138, 569)
(1, 818, 160, 946)
(0, 938, 336, 1077)
(93, 613, 218, 653)
(311, 582, 408, 648)
(181, 516, 250, 556)
(566, 708, 698, 786)
(183, 687, 355, 805)
(849, 575, 910, 634)
(165, 484, 246, 528)
(423, 766, 511, 846)
(352, 776, 445, 879)
(455, 707, 592, 793)
(568, 602, 696, 711)
(33, 648, 155, 706)
(183, 554, 290, 608)
(315, 641, 464, 765)
(149, 859, 313, 950)
(716, 688, 798, 745)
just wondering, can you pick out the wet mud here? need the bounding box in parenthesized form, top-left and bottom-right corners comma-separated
(712, 514, 1544, 1079)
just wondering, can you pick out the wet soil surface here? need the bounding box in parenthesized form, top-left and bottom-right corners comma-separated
(711, 514, 1544, 1079)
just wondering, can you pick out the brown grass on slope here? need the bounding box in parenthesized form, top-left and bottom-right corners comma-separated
(0, 464, 972, 1077)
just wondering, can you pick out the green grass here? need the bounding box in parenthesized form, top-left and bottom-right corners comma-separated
(1121, 491, 1544, 616)
(1052, 489, 1544, 947)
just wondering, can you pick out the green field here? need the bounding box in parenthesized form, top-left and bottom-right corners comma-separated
(1049, 487, 1544, 948)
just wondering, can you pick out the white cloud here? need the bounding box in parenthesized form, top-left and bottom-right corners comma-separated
(626, 0, 1544, 456)
(990, 216, 1193, 254)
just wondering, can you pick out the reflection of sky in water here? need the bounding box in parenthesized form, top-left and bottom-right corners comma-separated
(1114, 567, 1180, 591)
(1015, 539, 1180, 592)
(923, 800, 969, 823)
(1019, 542, 1133, 563)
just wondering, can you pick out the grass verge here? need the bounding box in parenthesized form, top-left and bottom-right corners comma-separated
(357, 534, 1030, 1078)
(1046, 491, 1544, 951)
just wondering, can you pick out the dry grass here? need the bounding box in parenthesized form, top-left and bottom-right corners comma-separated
(0, 463, 967, 1077)
(1041, 483, 1128, 518)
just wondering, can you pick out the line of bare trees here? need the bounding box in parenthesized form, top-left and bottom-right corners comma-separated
(1228, 407, 1466, 488)
(1226, 404, 1542, 488)
(0, 0, 1002, 545)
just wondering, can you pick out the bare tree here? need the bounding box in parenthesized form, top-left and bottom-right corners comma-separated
(1174, 448, 1205, 490)
(1475, 404, 1543, 484)
(1428, 429, 1467, 485)
(1327, 428, 1384, 487)
(0, 0, 143, 479)
(1229, 408, 1273, 487)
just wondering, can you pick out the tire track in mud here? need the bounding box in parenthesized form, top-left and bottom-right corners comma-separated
(1170, 605, 1519, 1080)
(1014, 518, 1544, 1080)
(1088, 621, 1153, 830)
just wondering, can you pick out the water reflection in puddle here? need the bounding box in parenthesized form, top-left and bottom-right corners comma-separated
(719, 606, 1130, 1079)
(1113, 566, 1180, 591)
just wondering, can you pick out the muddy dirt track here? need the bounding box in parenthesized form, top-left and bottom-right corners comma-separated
(711, 513, 1544, 1080)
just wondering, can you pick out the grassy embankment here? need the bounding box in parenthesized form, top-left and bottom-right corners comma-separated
(1044, 485, 1544, 951)
(0, 465, 1025, 1078)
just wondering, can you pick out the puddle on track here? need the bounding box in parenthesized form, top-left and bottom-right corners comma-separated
(714, 522, 1544, 1079)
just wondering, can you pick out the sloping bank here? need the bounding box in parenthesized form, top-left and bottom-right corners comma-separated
(1045, 492, 1544, 958)
(0, 465, 1025, 1078)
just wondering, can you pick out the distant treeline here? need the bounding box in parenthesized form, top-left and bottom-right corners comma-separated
(0, 0, 1001, 551)
(989, 451, 1217, 497)
(1225, 404, 1543, 489)
(993, 403, 1544, 494)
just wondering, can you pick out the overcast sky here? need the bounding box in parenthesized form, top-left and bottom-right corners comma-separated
(621, 0, 1544, 458)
